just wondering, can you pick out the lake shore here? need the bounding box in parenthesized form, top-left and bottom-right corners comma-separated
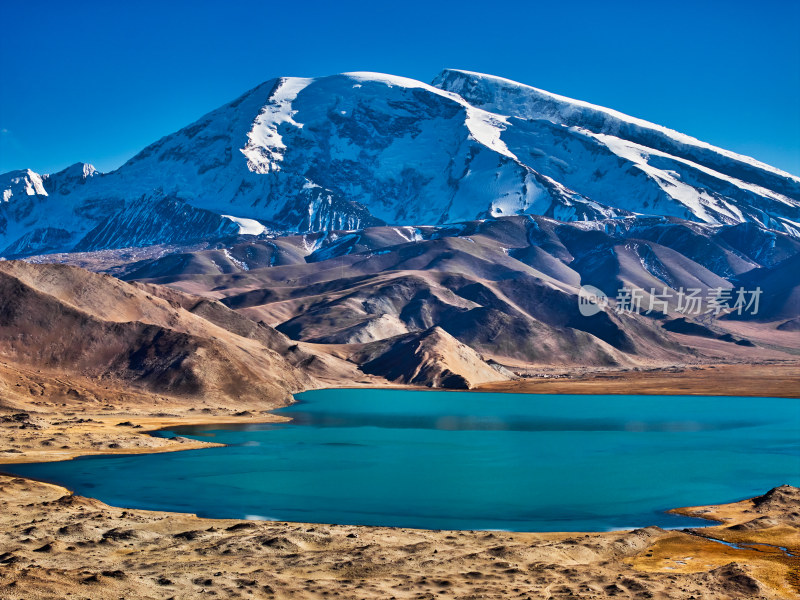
(1, 475, 798, 599)
(475, 362, 800, 398)
(1, 362, 799, 598)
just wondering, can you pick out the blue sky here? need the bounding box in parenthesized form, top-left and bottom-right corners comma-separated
(2, 0, 799, 175)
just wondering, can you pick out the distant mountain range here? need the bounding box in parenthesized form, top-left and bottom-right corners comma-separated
(2, 70, 799, 258)
(116, 215, 800, 363)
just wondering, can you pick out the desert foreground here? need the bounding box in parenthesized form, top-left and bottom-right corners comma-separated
(0, 363, 798, 599)
(0, 475, 798, 600)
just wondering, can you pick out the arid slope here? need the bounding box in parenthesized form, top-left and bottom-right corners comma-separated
(0, 261, 363, 407)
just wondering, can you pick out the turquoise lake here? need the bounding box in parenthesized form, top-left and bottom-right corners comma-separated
(6, 389, 800, 532)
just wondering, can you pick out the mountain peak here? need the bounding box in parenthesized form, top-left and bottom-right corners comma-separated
(2, 69, 799, 257)
(0, 168, 47, 201)
(43, 162, 99, 195)
(60, 162, 98, 179)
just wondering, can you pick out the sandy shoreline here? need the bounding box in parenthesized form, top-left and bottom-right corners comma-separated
(1, 475, 798, 599)
(1, 363, 799, 598)
(475, 362, 800, 398)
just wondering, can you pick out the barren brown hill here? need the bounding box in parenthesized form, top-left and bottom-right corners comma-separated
(0, 261, 361, 407)
(352, 326, 511, 389)
(96, 216, 799, 369)
(12, 215, 800, 383)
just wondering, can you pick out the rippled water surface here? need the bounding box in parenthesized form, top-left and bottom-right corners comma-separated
(7, 390, 800, 531)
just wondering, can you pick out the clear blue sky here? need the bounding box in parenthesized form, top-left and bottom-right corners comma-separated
(2, 0, 799, 176)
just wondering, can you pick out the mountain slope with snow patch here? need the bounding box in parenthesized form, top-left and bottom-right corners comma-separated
(1, 70, 798, 257)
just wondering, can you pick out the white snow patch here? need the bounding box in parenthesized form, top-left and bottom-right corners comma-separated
(222, 215, 266, 236)
(302, 231, 328, 254)
(24, 170, 47, 195)
(394, 226, 424, 243)
(242, 77, 313, 173)
(223, 248, 249, 271)
(345, 72, 427, 89)
(463, 107, 516, 159)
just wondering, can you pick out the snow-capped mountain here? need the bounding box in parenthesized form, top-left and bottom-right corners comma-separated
(2, 70, 798, 257)
(433, 70, 800, 230)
